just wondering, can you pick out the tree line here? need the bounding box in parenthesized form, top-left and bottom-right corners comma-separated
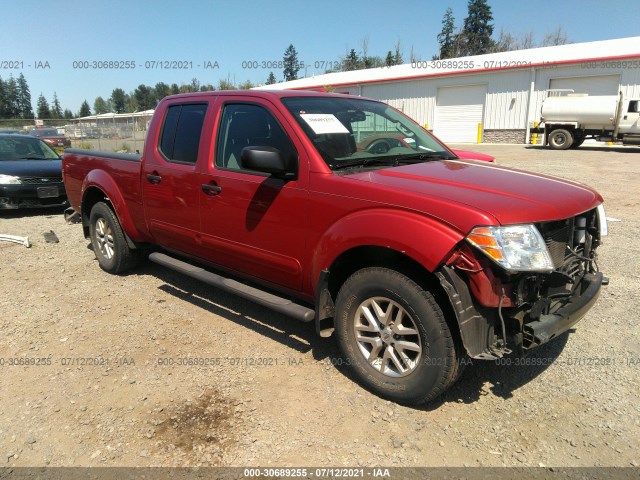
(2, 0, 570, 120)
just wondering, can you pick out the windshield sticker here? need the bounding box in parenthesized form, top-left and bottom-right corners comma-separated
(300, 114, 350, 134)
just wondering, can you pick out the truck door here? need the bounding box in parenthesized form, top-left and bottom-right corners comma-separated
(142, 102, 210, 255)
(198, 98, 308, 291)
(618, 100, 640, 133)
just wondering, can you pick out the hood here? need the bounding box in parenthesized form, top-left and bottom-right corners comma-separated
(0, 159, 63, 178)
(346, 159, 602, 226)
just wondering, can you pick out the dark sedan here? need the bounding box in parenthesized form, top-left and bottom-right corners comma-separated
(0, 134, 67, 209)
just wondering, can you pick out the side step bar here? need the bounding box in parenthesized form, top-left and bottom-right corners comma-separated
(149, 252, 315, 323)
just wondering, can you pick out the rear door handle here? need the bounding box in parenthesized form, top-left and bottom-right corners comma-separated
(146, 173, 162, 184)
(202, 183, 222, 195)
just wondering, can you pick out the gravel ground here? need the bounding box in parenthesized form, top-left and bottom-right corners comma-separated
(0, 144, 638, 468)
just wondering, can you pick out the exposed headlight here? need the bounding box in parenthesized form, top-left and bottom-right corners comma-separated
(466, 224, 554, 272)
(0, 174, 21, 185)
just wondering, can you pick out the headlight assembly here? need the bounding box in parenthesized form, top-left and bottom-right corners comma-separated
(466, 224, 554, 273)
(0, 174, 21, 185)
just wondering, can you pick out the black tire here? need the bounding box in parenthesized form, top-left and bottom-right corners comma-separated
(570, 137, 585, 149)
(88, 201, 139, 274)
(548, 128, 574, 150)
(334, 267, 460, 405)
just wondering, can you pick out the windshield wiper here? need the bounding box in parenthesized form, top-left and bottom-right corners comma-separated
(393, 152, 455, 162)
(331, 152, 454, 170)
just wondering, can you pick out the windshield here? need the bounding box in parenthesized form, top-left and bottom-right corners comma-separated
(281, 96, 456, 170)
(31, 129, 59, 137)
(0, 136, 60, 160)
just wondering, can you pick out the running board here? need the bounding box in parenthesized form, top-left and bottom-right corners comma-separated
(149, 252, 315, 323)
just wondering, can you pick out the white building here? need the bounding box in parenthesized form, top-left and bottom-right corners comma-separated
(256, 36, 640, 144)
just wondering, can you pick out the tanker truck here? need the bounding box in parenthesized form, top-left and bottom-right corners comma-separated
(531, 91, 640, 150)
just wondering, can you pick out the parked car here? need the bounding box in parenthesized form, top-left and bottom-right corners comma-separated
(28, 127, 71, 154)
(63, 90, 606, 405)
(0, 134, 67, 209)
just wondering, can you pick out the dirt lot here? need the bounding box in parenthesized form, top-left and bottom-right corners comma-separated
(0, 144, 639, 468)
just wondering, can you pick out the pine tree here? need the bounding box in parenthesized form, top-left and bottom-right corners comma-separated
(63, 109, 74, 119)
(437, 8, 457, 59)
(37, 94, 51, 119)
(79, 100, 91, 117)
(94, 96, 109, 114)
(385, 51, 395, 67)
(110, 88, 127, 113)
(393, 41, 403, 65)
(459, 0, 495, 56)
(283, 44, 300, 81)
(5, 76, 19, 118)
(51, 92, 63, 118)
(266, 72, 277, 85)
(16, 73, 33, 118)
(154, 82, 170, 103)
(342, 49, 359, 71)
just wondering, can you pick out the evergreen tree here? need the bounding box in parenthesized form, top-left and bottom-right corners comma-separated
(110, 88, 127, 113)
(385, 51, 395, 67)
(283, 44, 300, 81)
(16, 73, 33, 118)
(154, 82, 171, 103)
(266, 72, 277, 85)
(79, 100, 91, 117)
(51, 92, 63, 118)
(94, 96, 109, 114)
(37, 93, 51, 119)
(134, 84, 155, 110)
(459, 0, 495, 56)
(170, 83, 180, 95)
(437, 8, 458, 59)
(342, 49, 359, 71)
(63, 109, 74, 119)
(5, 76, 19, 118)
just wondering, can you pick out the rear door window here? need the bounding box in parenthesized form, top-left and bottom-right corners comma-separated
(159, 103, 208, 164)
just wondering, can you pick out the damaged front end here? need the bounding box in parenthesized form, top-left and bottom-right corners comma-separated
(437, 205, 607, 360)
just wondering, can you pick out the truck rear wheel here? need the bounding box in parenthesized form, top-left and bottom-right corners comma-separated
(89, 202, 139, 274)
(548, 128, 574, 150)
(334, 267, 459, 405)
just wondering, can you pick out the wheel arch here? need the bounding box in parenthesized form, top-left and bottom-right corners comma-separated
(80, 170, 144, 245)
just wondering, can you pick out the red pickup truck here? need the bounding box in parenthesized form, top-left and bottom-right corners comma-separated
(63, 90, 607, 405)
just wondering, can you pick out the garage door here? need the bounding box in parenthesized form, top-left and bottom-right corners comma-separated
(549, 75, 620, 96)
(435, 85, 486, 143)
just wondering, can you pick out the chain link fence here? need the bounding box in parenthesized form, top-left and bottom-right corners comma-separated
(0, 111, 153, 153)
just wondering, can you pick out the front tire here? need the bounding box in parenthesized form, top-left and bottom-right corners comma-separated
(334, 267, 459, 405)
(89, 201, 139, 274)
(548, 128, 574, 150)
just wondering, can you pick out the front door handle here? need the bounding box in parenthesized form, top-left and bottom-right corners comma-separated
(146, 173, 162, 184)
(202, 183, 222, 195)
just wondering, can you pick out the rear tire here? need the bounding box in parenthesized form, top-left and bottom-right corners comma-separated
(334, 267, 459, 405)
(548, 128, 574, 150)
(89, 202, 139, 274)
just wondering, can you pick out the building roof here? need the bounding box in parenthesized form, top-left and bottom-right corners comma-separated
(255, 36, 640, 91)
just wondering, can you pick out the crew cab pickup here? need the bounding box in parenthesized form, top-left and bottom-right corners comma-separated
(62, 90, 607, 405)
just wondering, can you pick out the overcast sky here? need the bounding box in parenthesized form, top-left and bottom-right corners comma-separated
(2, 0, 639, 114)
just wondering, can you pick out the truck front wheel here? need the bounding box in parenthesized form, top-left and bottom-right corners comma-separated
(548, 128, 574, 150)
(89, 202, 139, 274)
(334, 267, 460, 405)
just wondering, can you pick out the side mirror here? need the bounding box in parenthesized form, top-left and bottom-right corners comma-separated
(241, 146, 296, 180)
